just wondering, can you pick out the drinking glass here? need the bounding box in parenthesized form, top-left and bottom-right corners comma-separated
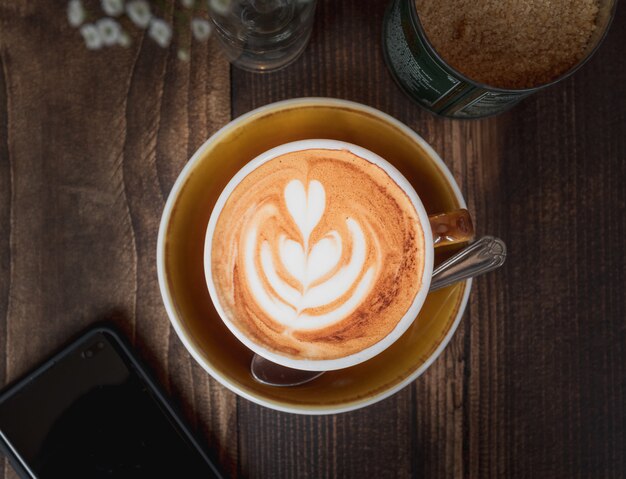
(210, 0, 318, 72)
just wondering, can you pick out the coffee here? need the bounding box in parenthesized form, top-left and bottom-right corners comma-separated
(207, 148, 425, 361)
(160, 99, 473, 410)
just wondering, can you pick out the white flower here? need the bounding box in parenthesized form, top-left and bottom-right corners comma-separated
(181, 0, 195, 7)
(126, 0, 152, 28)
(101, 0, 124, 16)
(208, 0, 232, 16)
(80, 24, 103, 50)
(97, 18, 122, 46)
(177, 49, 190, 61)
(67, 0, 85, 27)
(191, 18, 212, 41)
(118, 31, 131, 47)
(149, 18, 172, 48)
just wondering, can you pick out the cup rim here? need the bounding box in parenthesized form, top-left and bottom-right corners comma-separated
(203, 139, 435, 371)
(157, 97, 471, 414)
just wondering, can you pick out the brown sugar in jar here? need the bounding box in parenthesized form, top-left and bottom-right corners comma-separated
(414, 0, 600, 90)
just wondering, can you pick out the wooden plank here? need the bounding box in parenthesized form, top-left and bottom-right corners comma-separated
(0, 0, 624, 477)
(231, 1, 461, 478)
(0, 15, 11, 479)
(0, 1, 236, 477)
(231, 0, 626, 478)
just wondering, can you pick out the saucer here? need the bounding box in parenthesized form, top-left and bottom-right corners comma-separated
(157, 98, 471, 414)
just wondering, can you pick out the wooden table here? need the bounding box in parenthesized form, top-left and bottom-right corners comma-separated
(1, 1, 625, 477)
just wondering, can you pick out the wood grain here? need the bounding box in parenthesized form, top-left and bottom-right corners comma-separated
(0, 0, 625, 478)
(231, 0, 626, 478)
(0, 1, 236, 477)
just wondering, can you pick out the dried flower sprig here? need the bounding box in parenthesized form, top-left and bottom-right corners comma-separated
(67, 0, 230, 59)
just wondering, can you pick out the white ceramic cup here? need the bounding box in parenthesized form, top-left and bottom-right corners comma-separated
(204, 139, 435, 371)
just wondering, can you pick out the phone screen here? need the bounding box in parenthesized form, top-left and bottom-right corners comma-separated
(0, 330, 222, 478)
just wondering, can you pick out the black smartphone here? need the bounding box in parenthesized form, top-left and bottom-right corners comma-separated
(0, 325, 224, 478)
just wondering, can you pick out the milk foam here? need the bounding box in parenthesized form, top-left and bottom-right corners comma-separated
(208, 148, 425, 361)
(243, 179, 377, 329)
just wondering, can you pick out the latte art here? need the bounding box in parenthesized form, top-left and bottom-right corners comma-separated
(245, 179, 379, 329)
(208, 148, 425, 360)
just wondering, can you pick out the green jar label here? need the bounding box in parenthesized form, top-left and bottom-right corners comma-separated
(384, 1, 460, 106)
(446, 91, 532, 118)
(383, 0, 532, 118)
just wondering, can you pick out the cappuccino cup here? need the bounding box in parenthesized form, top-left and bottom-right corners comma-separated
(204, 139, 473, 371)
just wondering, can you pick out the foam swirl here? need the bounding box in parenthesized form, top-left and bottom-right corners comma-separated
(244, 179, 378, 330)
(209, 148, 425, 360)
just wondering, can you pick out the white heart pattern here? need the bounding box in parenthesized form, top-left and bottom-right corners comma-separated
(244, 179, 378, 329)
(279, 231, 342, 289)
(284, 179, 325, 245)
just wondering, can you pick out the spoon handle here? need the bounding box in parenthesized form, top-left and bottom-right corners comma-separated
(430, 236, 506, 292)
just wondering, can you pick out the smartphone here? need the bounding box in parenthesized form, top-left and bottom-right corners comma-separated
(0, 325, 224, 478)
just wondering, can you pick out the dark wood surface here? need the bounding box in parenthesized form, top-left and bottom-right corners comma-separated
(1, 0, 625, 477)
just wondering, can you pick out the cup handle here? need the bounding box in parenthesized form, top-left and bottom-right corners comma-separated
(428, 209, 474, 248)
